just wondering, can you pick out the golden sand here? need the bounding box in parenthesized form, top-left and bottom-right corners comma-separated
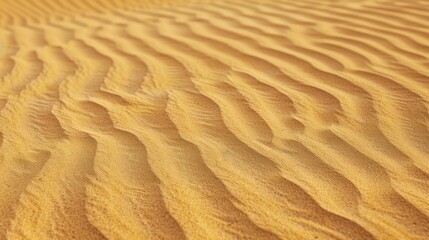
(0, 0, 429, 239)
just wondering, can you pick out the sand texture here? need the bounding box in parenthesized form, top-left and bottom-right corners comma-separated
(0, 0, 429, 239)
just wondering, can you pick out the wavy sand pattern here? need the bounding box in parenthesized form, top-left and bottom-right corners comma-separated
(0, 0, 429, 239)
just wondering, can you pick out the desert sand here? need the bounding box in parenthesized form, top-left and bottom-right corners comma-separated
(0, 0, 429, 239)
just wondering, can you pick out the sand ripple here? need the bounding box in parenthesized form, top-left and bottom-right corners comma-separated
(0, 0, 429, 239)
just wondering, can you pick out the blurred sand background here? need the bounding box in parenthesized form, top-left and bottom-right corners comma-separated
(0, 0, 429, 239)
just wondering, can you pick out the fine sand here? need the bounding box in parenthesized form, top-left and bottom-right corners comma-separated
(1, 0, 429, 239)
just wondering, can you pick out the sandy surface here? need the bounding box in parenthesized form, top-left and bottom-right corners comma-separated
(0, 0, 429, 239)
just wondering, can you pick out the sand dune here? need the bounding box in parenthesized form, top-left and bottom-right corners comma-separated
(0, 0, 429, 239)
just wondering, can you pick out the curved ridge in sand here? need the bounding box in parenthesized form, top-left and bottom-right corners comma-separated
(0, 0, 429, 239)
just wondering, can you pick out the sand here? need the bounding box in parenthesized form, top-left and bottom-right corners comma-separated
(0, 0, 429, 239)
